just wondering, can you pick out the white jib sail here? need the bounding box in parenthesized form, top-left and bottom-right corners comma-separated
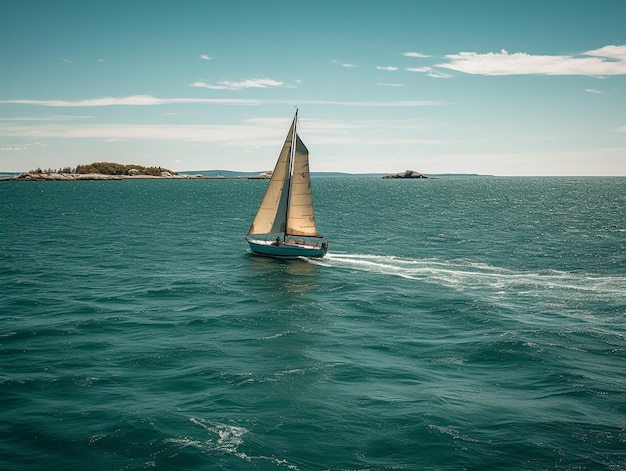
(286, 134, 320, 237)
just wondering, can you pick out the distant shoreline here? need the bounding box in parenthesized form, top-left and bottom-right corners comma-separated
(0, 171, 496, 181)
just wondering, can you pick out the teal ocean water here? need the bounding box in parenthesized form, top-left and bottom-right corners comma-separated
(1, 177, 625, 470)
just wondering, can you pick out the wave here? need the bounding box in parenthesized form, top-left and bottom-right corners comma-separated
(162, 418, 300, 469)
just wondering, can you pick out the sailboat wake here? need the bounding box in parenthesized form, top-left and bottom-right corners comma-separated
(307, 252, 626, 301)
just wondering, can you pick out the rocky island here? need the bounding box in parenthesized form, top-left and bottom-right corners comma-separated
(382, 170, 428, 179)
(1, 162, 204, 181)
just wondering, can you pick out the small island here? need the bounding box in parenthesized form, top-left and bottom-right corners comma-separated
(382, 170, 428, 179)
(1, 162, 204, 181)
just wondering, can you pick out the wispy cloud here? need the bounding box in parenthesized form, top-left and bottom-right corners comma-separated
(406, 67, 453, 79)
(0, 117, 444, 146)
(0, 141, 48, 152)
(191, 78, 284, 90)
(0, 119, 321, 145)
(0, 95, 262, 107)
(436, 45, 626, 76)
(403, 52, 429, 58)
(332, 60, 357, 68)
(200, 54, 211, 60)
(295, 100, 441, 107)
(375, 66, 399, 71)
(0, 102, 443, 147)
(0, 95, 441, 108)
(585, 88, 604, 94)
(0, 123, 265, 143)
(0, 115, 92, 121)
(406, 67, 430, 73)
(377, 83, 404, 87)
(293, 117, 444, 146)
(0, 104, 441, 152)
(589, 45, 626, 60)
(61, 57, 72, 63)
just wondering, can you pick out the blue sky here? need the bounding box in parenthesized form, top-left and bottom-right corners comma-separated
(1, 0, 625, 175)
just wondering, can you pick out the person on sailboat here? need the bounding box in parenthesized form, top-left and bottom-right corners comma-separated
(274, 236, 281, 246)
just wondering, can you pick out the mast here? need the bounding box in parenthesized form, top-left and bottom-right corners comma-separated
(283, 109, 298, 240)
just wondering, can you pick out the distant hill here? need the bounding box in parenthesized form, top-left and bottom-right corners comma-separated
(428, 173, 494, 178)
(179, 170, 492, 178)
(178, 170, 262, 177)
(178, 170, 388, 178)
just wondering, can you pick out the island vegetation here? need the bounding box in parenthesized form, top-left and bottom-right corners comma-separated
(0, 162, 203, 181)
(30, 162, 177, 176)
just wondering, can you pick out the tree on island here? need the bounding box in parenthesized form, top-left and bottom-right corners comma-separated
(29, 162, 176, 176)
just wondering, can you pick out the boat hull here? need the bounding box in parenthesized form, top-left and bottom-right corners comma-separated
(246, 239, 327, 258)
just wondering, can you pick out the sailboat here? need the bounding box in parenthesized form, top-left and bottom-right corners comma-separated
(245, 110, 328, 258)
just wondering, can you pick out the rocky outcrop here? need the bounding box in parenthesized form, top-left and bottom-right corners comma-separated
(382, 170, 428, 179)
(248, 171, 273, 179)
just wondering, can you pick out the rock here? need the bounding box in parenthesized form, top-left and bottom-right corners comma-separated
(248, 171, 273, 179)
(382, 170, 428, 179)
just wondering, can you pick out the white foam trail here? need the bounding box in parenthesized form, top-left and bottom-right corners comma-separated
(317, 252, 626, 298)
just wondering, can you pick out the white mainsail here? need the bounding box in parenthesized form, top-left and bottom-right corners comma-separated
(247, 117, 295, 235)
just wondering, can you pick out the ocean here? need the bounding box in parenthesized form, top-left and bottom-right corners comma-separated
(1, 176, 625, 470)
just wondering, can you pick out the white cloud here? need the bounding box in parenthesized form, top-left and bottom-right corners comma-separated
(375, 66, 398, 71)
(61, 57, 72, 63)
(585, 88, 604, 94)
(377, 83, 403, 87)
(0, 95, 262, 107)
(331, 60, 357, 68)
(0, 141, 48, 152)
(406, 67, 430, 73)
(191, 78, 284, 90)
(403, 52, 429, 58)
(586, 45, 626, 61)
(0, 119, 415, 146)
(437, 45, 626, 76)
(427, 70, 454, 79)
(0, 96, 441, 108)
(406, 67, 453, 78)
(615, 125, 626, 133)
(0, 123, 269, 143)
(0, 115, 92, 121)
(0, 115, 444, 147)
(200, 54, 211, 60)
